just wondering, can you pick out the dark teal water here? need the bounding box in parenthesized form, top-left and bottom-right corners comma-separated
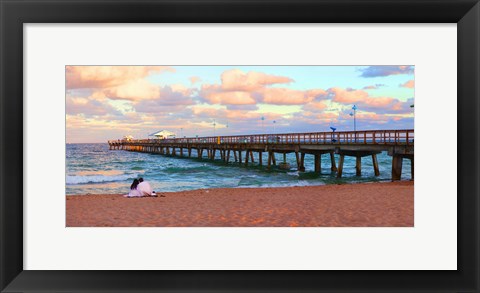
(66, 143, 412, 195)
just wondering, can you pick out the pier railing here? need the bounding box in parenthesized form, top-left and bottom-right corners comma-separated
(109, 129, 414, 146)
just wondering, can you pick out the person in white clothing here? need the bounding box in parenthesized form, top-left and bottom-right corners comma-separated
(137, 177, 153, 196)
(124, 179, 143, 198)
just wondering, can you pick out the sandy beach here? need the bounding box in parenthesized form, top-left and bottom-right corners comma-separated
(66, 181, 413, 227)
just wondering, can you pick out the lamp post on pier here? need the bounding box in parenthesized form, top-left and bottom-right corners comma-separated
(330, 126, 337, 143)
(350, 104, 357, 142)
(352, 104, 357, 132)
(213, 119, 216, 136)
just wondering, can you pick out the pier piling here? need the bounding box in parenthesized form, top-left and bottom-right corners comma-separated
(299, 153, 306, 171)
(330, 151, 337, 172)
(314, 154, 321, 173)
(392, 155, 403, 181)
(356, 156, 362, 176)
(372, 154, 380, 176)
(410, 157, 414, 180)
(337, 155, 345, 178)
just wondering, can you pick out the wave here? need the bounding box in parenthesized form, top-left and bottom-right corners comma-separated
(66, 174, 137, 185)
(163, 166, 212, 173)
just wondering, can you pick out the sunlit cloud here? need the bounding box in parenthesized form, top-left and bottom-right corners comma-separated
(104, 79, 161, 101)
(400, 80, 415, 88)
(190, 76, 201, 85)
(201, 85, 257, 105)
(220, 69, 293, 91)
(66, 95, 121, 117)
(200, 69, 326, 106)
(134, 99, 194, 114)
(260, 88, 327, 105)
(66, 66, 174, 89)
(302, 100, 328, 112)
(198, 69, 295, 106)
(328, 87, 411, 114)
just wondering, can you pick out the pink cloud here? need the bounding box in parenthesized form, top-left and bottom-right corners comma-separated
(191, 106, 282, 122)
(200, 84, 256, 105)
(353, 112, 390, 122)
(66, 66, 175, 89)
(104, 79, 160, 101)
(170, 84, 194, 96)
(225, 110, 279, 120)
(210, 91, 256, 105)
(220, 69, 293, 91)
(190, 76, 201, 84)
(400, 80, 415, 88)
(306, 89, 328, 99)
(102, 80, 194, 103)
(66, 96, 120, 117)
(261, 88, 308, 105)
(191, 106, 222, 118)
(364, 96, 396, 107)
(329, 87, 414, 115)
(314, 112, 338, 122)
(330, 87, 398, 108)
(133, 86, 195, 113)
(329, 87, 369, 103)
(303, 100, 328, 112)
(259, 88, 327, 105)
(199, 69, 328, 106)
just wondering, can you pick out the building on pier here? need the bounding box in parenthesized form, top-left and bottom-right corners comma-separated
(150, 130, 176, 139)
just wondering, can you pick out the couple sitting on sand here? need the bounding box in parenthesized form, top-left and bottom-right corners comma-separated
(125, 177, 158, 198)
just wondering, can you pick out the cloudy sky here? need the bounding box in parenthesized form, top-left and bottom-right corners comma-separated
(66, 65, 414, 143)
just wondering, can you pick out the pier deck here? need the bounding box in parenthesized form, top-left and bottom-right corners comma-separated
(108, 129, 414, 181)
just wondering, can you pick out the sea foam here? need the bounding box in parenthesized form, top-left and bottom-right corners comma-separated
(66, 174, 136, 185)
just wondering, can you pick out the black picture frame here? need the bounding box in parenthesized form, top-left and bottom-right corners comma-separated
(1, 0, 479, 292)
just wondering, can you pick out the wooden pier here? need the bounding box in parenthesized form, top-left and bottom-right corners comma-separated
(108, 129, 414, 181)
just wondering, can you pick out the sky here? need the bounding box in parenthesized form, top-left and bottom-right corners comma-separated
(66, 65, 414, 143)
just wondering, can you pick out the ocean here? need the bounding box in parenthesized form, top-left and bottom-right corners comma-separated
(66, 143, 412, 195)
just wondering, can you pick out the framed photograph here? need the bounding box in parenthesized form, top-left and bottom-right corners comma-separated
(1, 0, 479, 292)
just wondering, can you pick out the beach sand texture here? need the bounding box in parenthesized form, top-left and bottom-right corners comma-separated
(66, 181, 413, 227)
